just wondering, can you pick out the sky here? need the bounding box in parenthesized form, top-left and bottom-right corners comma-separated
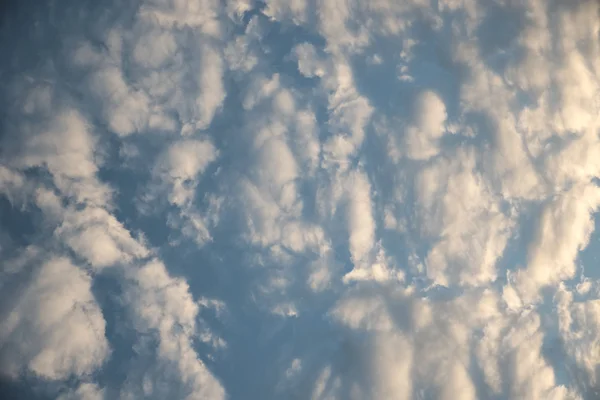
(1, 0, 600, 399)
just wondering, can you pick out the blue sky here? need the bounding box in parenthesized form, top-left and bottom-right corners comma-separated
(2, 0, 600, 399)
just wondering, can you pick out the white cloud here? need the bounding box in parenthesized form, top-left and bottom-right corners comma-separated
(316, 0, 369, 51)
(224, 36, 259, 73)
(125, 260, 225, 399)
(58, 383, 105, 400)
(138, 138, 222, 245)
(293, 43, 327, 79)
(557, 285, 600, 395)
(543, 126, 600, 189)
(0, 166, 26, 204)
(415, 148, 514, 286)
(344, 244, 405, 284)
(403, 90, 448, 160)
(369, 333, 413, 400)
(0, 257, 109, 380)
(345, 170, 375, 267)
(512, 184, 600, 304)
(324, 60, 373, 152)
(73, 7, 226, 136)
(290, 110, 321, 175)
(292, 46, 373, 169)
(192, 44, 226, 130)
(322, 286, 538, 399)
(139, 0, 222, 35)
(56, 206, 149, 270)
(263, 0, 308, 25)
(17, 107, 97, 181)
(226, 0, 252, 22)
(89, 65, 152, 137)
(3, 0, 600, 398)
(132, 28, 178, 69)
(322, 283, 580, 399)
(508, 320, 579, 400)
(7, 104, 111, 205)
(154, 138, 219, 207)
(238, 133, 305, 249)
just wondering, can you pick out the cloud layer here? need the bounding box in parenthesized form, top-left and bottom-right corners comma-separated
(1, 0, 600, 398)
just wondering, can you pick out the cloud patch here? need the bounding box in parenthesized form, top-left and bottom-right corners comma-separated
(0, 257, 109, 381)
(2, 0, 600, 398)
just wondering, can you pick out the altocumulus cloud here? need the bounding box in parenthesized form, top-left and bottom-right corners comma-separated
(1, 0, 600, 399)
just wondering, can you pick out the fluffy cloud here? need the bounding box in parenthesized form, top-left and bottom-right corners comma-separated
(322, 285, 578, 399)
(122, 260, 225, 399)
(403, 90, 448, 160)
(0, 257, 109, 380)
(511, 184, 600, 304)
(415, 148, 514, 286)
(557, 285, 600, 397)
(58, 383, 105, 400)
(2, 0, 600, 398)
(56, 206, 150, 270)
(155, 140, 217, 186)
